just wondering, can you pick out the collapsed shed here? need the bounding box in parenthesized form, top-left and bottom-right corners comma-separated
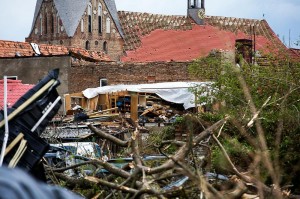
(64, 82, 212, 121)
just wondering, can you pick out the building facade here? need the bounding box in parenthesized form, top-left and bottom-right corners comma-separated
(26, 0, 124, 61)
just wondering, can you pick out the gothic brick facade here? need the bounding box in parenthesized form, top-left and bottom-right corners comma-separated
(26, 0, 124, 61)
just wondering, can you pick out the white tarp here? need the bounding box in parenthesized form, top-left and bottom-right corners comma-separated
(82, 82, 212, 109)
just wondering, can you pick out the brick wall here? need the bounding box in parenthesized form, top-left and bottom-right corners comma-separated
(68, 61, 209, 93)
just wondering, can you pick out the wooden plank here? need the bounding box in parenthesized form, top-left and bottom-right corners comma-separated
(131, 93, 138, 121)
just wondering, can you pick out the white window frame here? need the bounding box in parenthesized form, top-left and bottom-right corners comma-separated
(99, 78, 108, 87)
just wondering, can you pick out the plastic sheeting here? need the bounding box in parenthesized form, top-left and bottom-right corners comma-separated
(82, 82, 212, 109)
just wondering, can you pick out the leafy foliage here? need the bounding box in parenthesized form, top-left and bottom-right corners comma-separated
(189, 54, 300, 192)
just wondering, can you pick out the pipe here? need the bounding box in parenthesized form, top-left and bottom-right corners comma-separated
(0, 76, 9, 166)
(31, 96, 61, 133)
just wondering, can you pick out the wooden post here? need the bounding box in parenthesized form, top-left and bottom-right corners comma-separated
(130, 93, 138, 122)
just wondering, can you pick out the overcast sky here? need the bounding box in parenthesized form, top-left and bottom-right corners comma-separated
(0, 0, 299, 48)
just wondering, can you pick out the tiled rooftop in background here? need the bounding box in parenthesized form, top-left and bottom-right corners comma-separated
(0, 40, 111, 62)
(118, 11, 288, 62)
(0, 80, 34, 109)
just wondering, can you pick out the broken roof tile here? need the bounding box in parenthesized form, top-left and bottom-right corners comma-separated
(118, 11, 288, 62)
(0, 40, 111, 62)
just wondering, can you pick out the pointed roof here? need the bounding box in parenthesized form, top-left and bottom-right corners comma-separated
(54, 0, 89, 37)
(29, 0, 124, 38)
(29, 0, 43, 36)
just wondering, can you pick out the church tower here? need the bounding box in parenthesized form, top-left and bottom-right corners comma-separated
(26, 0, 124, 61)
(187, 0, 205, 25)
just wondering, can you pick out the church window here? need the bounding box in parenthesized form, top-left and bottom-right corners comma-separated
(81, 19, 84, 33)
(86, 41, 90, 50)
(106, 17, 111, 33)
(103, 41, 108, 54)
(51, 15, 54, 34)
(98, 3, 102, 33)
(88, 3, 92, 33)
(57, 14, 60, 33)
(40, 14, 43, 35)
(44, 14, 48, 34)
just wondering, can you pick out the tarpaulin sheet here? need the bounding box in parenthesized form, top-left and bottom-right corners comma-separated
(82, 82, 212, 109)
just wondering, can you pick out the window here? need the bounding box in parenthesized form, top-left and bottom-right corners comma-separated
(106, 17, 111, 33)
(6, 76, 18, 80)
(40, 14, 43, 35)
(88, 3, 92, 33)
(81, 19, 84, 32)
(100, 78, 108, 87)
(57, 14, 60, 33)
(51, 15, 54, 34)
(103, 41, 108, 54)
(85, 41, 90, 50)
(44, 14, 48, 34)
(98, 3, 102, 33)
(235, 39, 253, 64)
(190, 0, 195, 8)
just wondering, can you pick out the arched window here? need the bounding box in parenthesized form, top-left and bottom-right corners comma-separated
(44, 14, 48, 34)
(86, 41, 90, 50)
(81, 19, 84, 32)
(40, 14, 43, 35)
(57, 14, 60, 33)
(103, 41, 108, 54)
(51, 15, 54, 34)
(106, 17, 111, 33)
(98, 3, 102, 33)
(88, 3, 92, 33)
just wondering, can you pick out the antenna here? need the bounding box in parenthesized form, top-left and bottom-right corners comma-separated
(289, 29, 291, 48)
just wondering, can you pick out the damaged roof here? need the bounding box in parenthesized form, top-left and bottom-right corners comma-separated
(0, 40, 111, 62)
(29, 0, 124, 38)
(118, 11, 287, 62)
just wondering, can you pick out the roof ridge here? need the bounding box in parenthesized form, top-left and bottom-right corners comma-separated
(118, 10, 187, 18)
(206, 15, 261, 22)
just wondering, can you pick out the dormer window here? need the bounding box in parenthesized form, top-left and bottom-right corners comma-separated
(88, 3, 92, 33)
(98, 3, 102, 34)
(106, 17, 111, 34)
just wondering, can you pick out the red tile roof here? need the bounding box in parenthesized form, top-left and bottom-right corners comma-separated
(0, 40, 111, 62)
(118, 12, 287, 62)
(0, 80, 34, 109)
